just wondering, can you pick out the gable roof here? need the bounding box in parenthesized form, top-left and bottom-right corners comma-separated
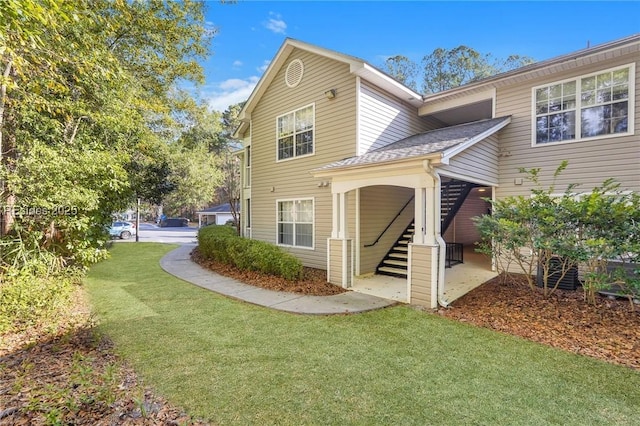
(233, 34, 639, 139)
(233, 38, 424, 138)
(313, 117, 511, 172)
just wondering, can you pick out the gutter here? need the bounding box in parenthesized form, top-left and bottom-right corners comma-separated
(424, 161, 449, 308)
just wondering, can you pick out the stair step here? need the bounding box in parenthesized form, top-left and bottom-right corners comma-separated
(388, 252, 408, 260)
(393, 246, 408, 252)
(378, 266, 408, 277)
(381, 259, 407, 267)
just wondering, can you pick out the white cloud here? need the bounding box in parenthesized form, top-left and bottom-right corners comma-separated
(264, 12, 286, 34)
(203, 76, 260, 112)
(219, 78, 254, 90)
(232, 60, 243, 68)
(257, 60, 270, 73)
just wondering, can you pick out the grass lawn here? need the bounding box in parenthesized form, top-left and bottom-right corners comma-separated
(86, 243, 640, 425)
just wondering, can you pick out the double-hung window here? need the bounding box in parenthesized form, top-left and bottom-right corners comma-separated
(277, 104, 314, 160)
(533, 64, 633, 145)
(244, 145, 251, 188)
(277, 199, 313, 248)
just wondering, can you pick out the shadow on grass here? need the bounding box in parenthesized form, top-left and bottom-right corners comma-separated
(84, 243, 640, 425)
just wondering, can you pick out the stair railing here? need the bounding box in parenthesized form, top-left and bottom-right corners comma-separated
(441, 181, 477, 233)
(364, 196, 414, 247)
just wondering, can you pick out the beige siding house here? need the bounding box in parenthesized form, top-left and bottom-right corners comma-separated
(235, 35, 640, 309)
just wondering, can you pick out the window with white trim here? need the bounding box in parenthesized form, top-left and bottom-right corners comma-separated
(245, 198, 251, 229)
(277, 199, 313, 248)
(277, 104, 314, 160)
(244, 146, 251, 187)
(533, 64, 633, 145)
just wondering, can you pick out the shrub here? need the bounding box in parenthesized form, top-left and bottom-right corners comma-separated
(0, 269, 76, 334)
(475, 162, 640, 305)
(198, 225, 303, 281)
(197, 224, 237, 262)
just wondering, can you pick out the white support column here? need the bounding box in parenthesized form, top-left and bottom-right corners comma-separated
(413, 187, 427, 245)
(338, 191, 348, 239)
(425, 185, 436, 245)
(355, 188, 361, 276)
(332, 192, 339, 238)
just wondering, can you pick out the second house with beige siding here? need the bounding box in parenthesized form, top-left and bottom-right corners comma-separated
(233, 35, 640, 309)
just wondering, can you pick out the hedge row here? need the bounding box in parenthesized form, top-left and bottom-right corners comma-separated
(197, 225, 303, 281)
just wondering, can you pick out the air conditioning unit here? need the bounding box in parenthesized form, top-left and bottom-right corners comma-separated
(536, 257, 579, 291)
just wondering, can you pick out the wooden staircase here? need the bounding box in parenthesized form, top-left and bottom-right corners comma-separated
(376, 222, 414, 278)
(376, 180, 478, 278)
(441, 180, 479, 233)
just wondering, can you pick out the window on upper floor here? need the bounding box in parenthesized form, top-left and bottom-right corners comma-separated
(277, 104, 314, 161)
(533, 64, 634, 145)
(244, 145, 251, 187)
(277, 198, 313, 248)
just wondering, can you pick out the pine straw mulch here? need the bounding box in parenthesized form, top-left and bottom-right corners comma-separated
(190, 247, 346, 296)
(437, 274, 640, 370)
(0, 289, 209, 426)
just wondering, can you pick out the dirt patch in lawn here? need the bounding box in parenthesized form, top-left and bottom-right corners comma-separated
(437, 274, 640, 370)
(191, 247, 346, 296)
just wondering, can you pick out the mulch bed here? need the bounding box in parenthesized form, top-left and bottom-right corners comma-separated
(191, 247, 346, 296)
(437, 274, 640, 370)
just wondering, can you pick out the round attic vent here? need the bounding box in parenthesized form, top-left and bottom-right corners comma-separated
(285, 59, 304, 88)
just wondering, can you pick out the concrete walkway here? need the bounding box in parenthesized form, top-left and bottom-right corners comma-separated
(160, 244, 397, 315)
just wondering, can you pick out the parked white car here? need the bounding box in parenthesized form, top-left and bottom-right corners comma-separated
(108, 221, 136, 239)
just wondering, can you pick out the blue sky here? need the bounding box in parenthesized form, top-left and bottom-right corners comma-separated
(197, 1, 640, 111)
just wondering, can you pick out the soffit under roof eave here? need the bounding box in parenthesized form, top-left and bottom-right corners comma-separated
(232, 120, 248, 139)
(351, 63, 424, 107)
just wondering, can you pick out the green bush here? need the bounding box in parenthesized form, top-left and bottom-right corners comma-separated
(197, 225, 303, 281)
(0, 269, 76, 334)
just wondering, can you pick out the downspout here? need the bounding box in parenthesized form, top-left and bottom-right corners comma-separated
(424, 161, 449, 308)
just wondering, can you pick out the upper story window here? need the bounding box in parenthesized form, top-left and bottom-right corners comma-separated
(244, 145, 251, 188)
(533, 64, 634, 145)
(277, 104, 314, 161)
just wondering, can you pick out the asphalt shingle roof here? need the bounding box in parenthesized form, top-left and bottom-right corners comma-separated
(315, 117, 510, 171)
(197, 203, 239, 214)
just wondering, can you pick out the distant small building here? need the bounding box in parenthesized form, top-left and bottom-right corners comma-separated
(196, 203, 240, 227)
(113, 209, 136, 222)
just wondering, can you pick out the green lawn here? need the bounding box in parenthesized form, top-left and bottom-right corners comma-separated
(86, 243, 640, 425)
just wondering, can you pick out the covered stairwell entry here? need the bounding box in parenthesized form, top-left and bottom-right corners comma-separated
(316, 116, 511, 308)
(375, 179, 480, 278)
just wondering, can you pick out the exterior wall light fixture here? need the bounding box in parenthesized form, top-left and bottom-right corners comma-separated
(324, 89, 337, 99)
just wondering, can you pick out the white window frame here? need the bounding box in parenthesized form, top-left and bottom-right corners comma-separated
(276, 103, 315, 162)
(276, 198, 315, 250)
(244, 145, 251, 188)
(245, 198, 251, 229)
(531, 63, 635, 147)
